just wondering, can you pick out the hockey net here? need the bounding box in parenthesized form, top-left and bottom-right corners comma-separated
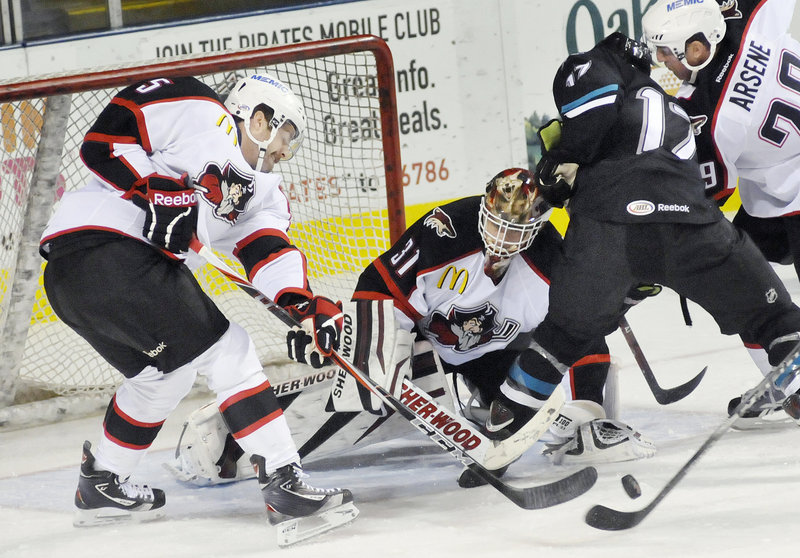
(0, 35, 404, 427)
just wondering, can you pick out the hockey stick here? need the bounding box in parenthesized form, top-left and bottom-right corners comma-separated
(189, 238, 598, 510)
(619, 316, 706, 404)
(585, 343, 800, 530)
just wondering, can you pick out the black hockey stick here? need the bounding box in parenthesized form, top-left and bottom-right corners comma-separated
(619, 316, 706, 404)
(585, 344, 800, 530)
(190, 238, 598, 510)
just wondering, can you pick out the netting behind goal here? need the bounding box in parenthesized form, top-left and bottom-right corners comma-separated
(0, 36, 404, 427)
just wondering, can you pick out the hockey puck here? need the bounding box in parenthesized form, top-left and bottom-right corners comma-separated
(621, 474, 641, 499)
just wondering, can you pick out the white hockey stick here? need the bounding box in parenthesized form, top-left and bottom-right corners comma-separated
(189, 238, 597, 509)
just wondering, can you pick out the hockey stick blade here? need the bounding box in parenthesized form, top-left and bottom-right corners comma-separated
(585, 344, 800, 531)
(189, 239, 596, 509)
(619, 316, 706, 404)
(468, 464, 597, 510)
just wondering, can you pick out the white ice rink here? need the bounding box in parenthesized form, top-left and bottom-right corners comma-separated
(1, 266, 799, 558)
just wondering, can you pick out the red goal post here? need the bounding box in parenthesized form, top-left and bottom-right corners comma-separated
(0, 35, 404, 427)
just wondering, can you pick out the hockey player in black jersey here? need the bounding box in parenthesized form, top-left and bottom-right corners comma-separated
(38, 74, 357, 544)
(483, 32, 800, 438)
(643, 0, 800, 424)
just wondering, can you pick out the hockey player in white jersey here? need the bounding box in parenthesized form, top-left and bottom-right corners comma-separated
(643, 0, 800, 426)
(38, 74, 357, 545)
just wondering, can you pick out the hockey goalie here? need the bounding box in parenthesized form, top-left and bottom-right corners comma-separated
(167, 168, 655, 492)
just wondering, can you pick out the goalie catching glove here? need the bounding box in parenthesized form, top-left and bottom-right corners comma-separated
(285, 295, 344, 368)
(535, 119, 579, 208)
(127, 173, 198, 253)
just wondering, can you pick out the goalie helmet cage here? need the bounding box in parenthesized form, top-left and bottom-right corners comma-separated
(0, 35, 404, 428)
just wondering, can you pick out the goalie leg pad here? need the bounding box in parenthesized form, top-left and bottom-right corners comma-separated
(326, 299, 413, 414)
(543, 418, 656, 465)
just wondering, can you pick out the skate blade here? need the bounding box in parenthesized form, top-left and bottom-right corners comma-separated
(275, 502, 359, 547)
(732, 406, 796, 430)
(73, 506, 166, 527)
(732, 414, 795, 431)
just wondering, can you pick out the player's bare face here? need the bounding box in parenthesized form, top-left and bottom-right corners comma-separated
(241, 115, 294, 172)
(656, 47, 692, 81)
(656, 40, 711, 82)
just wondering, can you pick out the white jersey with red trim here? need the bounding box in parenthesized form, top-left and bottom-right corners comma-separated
(353, 196, 559, 366)
(677, 0, 800, 217)
(40, 77, 307, 302)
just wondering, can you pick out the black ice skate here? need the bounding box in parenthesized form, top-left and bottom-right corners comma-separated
(73, 440, 166, 527)
(251, 455, 359, 546)
(484, 394, 537, 440)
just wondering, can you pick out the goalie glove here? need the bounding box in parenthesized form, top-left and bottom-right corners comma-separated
(535, 119, 579, 208)
(128, 173, 198, 253)
(285, 296, 344, 368)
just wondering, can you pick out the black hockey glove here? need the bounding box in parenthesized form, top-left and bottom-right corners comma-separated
(129, 173, 198, 253)
(285, 296, 344, 368)
(623, 283, 662, 313)
(535, 119, 578, 208)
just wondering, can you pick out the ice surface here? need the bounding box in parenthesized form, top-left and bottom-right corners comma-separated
(1, 267, 799, 557)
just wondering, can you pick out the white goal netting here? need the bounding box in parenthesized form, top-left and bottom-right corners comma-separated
(0, 36, 404, 427)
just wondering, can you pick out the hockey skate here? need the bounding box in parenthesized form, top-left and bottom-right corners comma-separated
(484, 394, 537, 440)
(73, 440, 166, 527)
(542, 419, 656, 465)
(728, 383, 796, 430)
(251, 455, 359, 547)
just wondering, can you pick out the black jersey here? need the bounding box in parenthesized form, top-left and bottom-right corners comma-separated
(550, 39, 723, 225)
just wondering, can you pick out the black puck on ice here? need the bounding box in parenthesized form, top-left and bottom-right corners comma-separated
(621, 474, 641, 499)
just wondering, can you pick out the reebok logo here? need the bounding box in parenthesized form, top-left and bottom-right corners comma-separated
(143, 342, 167, 358)
(152, 191, 196, 207)
(657, 203, 690, 213)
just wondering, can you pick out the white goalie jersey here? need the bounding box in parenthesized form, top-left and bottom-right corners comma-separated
(353, 196, 559, 366)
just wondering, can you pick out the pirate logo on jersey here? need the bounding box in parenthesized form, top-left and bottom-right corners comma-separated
(424, 207, 456, 238)
(426, 302, 519, 352)
(195, 161, 255, 224)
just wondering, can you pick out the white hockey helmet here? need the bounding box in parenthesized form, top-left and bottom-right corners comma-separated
(479, 168, 552, 259)
(224, 73, 307, 162)
(642, 0, 726, 74)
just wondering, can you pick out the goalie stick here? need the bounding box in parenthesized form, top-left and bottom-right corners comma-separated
(585, 342, 800, 530)
(189, 238, 598, 510)
(619, 316, 706, 404)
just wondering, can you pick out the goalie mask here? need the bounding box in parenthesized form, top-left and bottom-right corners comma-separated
(479, 168, 552, 263)
(642, 0, 726, 79)
(224, 74, 307, 166)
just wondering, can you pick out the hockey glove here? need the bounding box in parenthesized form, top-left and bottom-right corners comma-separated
(129, 173, 198, 253)
(535, 119, 579, 208)
(623, 283, 662, 312)
(285, 296, 344, 368)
